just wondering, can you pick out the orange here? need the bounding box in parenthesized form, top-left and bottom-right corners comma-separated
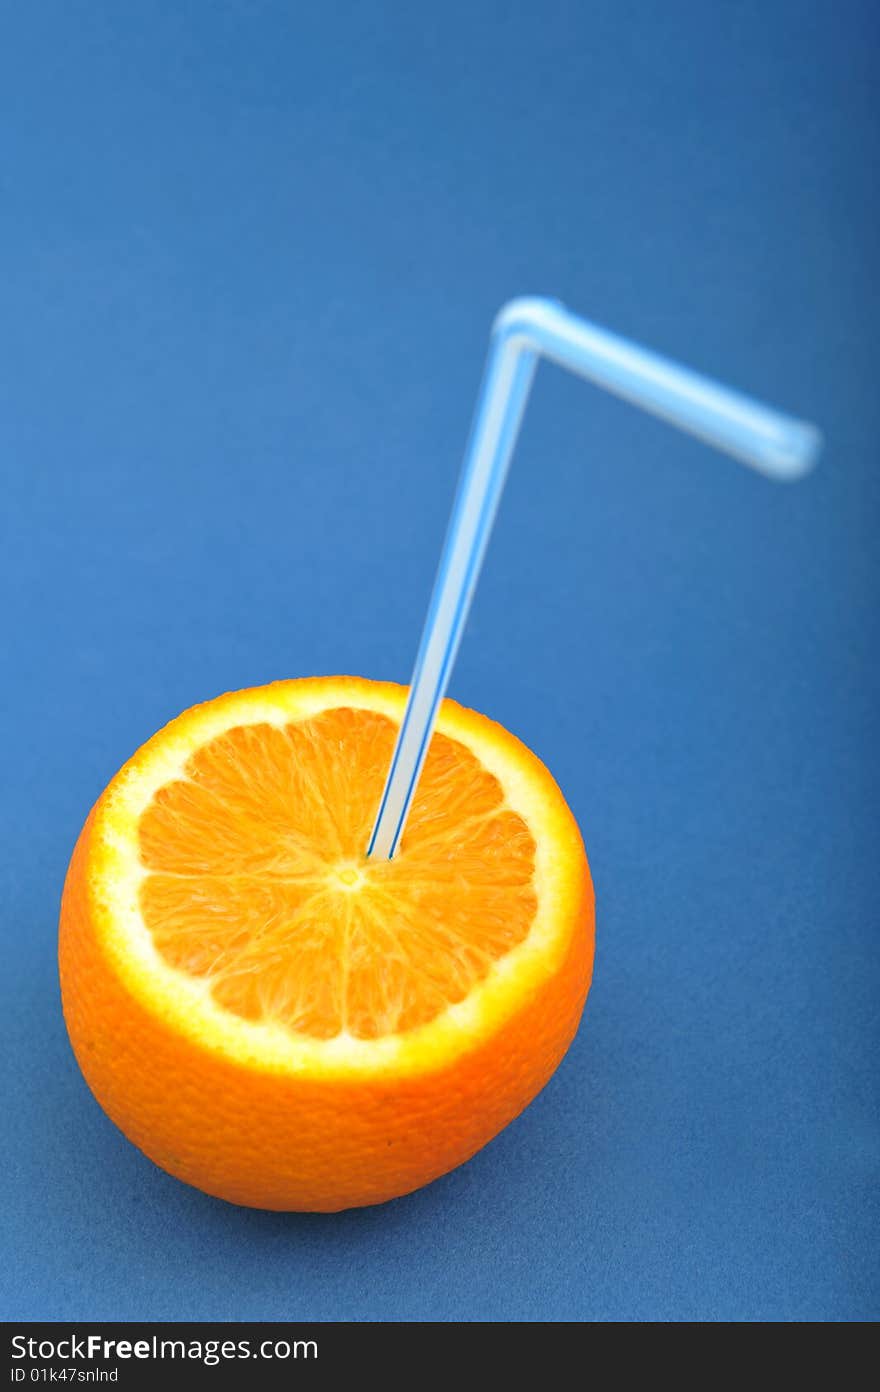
(59, 677, 594, 1211)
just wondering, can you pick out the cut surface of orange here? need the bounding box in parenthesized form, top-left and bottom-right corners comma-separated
(60, 678, 594, 1211)
(139, 705, 538, 1041)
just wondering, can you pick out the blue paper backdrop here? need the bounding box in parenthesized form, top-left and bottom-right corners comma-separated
(2, 0, 877, 1322)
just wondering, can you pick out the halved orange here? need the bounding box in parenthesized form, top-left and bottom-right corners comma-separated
(60, 677, 594, 1211)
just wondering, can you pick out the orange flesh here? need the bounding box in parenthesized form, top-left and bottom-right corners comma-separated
(138, 708, 537, 1040)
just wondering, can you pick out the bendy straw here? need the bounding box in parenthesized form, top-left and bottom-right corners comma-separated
(367, 297, 821, 859)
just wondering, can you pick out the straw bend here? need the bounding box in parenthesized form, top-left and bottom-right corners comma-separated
(492, 295, 563, 345)
(367, 297, 821, 859)
(491, 297, 821, 481)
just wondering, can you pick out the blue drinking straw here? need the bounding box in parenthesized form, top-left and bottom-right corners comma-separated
(367, 297, 821, 860)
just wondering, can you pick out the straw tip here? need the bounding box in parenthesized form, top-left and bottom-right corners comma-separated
(763, 420, 824, 481)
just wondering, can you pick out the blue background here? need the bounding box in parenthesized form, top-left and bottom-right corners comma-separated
(2, 1, 877, 1322)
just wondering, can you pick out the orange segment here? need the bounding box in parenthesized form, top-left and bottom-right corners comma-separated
(136, 708, 537, 1040)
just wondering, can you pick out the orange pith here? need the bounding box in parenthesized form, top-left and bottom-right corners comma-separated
(138, 709, 536, 1040)
(59, 677, 594, 1212)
